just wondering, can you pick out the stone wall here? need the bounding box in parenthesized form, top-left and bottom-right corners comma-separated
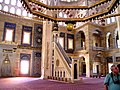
(0, 13, 42, 77)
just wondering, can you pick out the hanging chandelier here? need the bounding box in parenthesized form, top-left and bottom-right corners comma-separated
(20, 0, 120, 22)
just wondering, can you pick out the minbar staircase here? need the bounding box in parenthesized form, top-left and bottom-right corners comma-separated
(51, 41, 72, 82)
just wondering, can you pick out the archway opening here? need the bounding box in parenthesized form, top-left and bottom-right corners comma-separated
(74, 63, 77, 79)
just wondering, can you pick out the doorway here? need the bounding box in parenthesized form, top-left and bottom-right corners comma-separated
(74, 64, 77, 79)
(82, 62, 86, 76)
(96, 65, 99, 74)
(20, 60, 29, 75)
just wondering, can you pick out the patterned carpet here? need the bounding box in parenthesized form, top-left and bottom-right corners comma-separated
(0, 77, 104, 90)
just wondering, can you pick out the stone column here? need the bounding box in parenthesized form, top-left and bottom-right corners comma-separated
(41, 20, 53, 79)
(77, 59, 80, 79)
(86, 55, 91, 77)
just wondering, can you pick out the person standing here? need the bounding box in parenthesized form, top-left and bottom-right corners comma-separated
(104, 65, 120, 90)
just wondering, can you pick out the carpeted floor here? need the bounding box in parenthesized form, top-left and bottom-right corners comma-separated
(0, 77, 104, 90)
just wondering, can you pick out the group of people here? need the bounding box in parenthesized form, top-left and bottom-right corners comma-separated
(104, 64, 120, 90)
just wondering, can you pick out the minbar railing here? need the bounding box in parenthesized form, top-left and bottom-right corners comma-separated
(55, 41, 72, 67)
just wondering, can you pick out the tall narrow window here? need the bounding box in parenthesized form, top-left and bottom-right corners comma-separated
(3, 22, 16, 42)
(107, 18, 111, 24)
(23, 31, 30, 44)
(106, 32, 111, 49)
(21, 26, 32, 46)
(5, 28, 14, 41)
(0, 4, 2, 10)
(111, 17, 116, 22)
(59, 12, 63, 25)
(20, 60, 29, 74)
(68, 39, 73, 49)
(59, 37, 64, 48)
(59, 12, 63, 17)
(64, 14, 67, 18)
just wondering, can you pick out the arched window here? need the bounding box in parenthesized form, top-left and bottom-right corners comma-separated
(28, 13, 32, 17)
(10, 7, 15, 14)
(107, 18, 111, 24)
(0, 4, 2, 10)
(3, 5, 9, 12)
(22, 10, 27, 16)
(64, 14, 67, 18)
(17, 0, 22, 7)
(59, 12, 63, 17)
(114, 28, 119, 48)
(111, 17, 116, 22)
(4, 0, 10, 4)
(16, 9, 21, 15)
(58, 22, 62, 25)
(11, 0, 16, 5)
(106, 32, 111, 49)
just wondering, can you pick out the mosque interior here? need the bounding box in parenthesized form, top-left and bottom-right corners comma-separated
(0, 0, 120, 82)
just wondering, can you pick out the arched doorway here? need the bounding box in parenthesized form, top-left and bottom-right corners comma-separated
(20, 53, 31, 76)
(74, 63, 77, 79)
(93, 54, 103, 75)
(79, 57, 86, 76)
(82, 63, 86, 76)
